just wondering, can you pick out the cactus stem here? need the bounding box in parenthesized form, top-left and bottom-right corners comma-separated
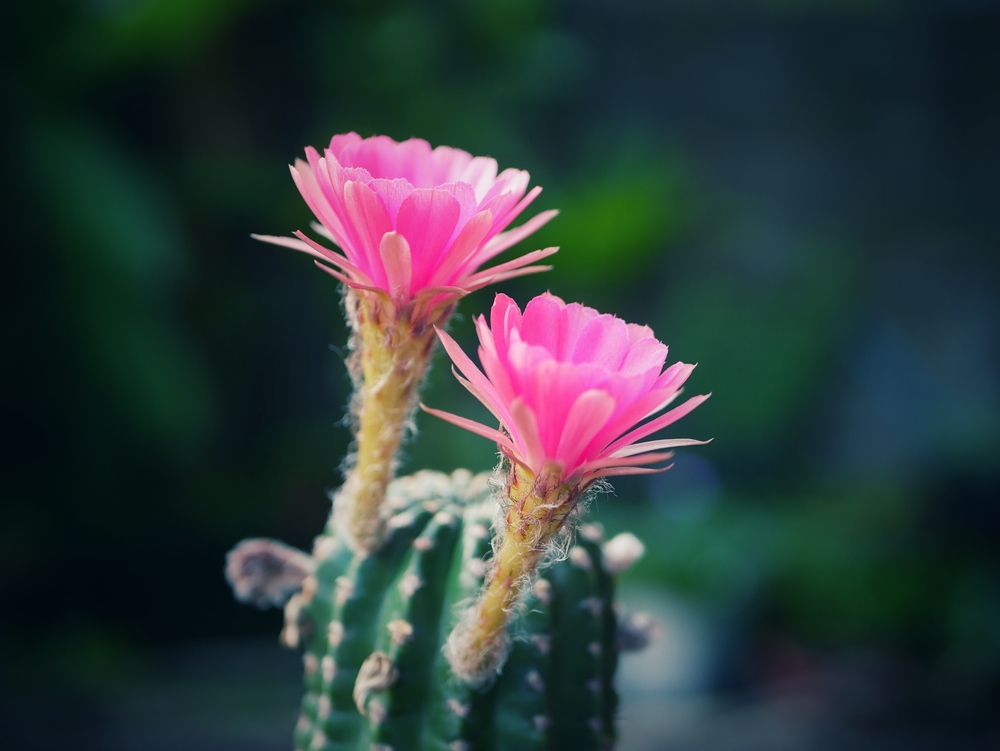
(336, 290, 443, 553)
(446, 462, 583, 683)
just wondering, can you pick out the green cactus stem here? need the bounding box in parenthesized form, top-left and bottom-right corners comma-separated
(227, 469, 652, 751)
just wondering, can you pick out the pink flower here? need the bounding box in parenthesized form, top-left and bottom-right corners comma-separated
(424, 293, 710, 483)
(254, 133, 557, 317)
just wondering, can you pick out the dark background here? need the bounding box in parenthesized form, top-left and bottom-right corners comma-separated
(3, 1, 999, 749)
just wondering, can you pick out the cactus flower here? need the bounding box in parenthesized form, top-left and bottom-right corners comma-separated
(424, 293, 709, 683)
(424, 292, 709, 483)
(254, 135, 556, 553)
(254, 132, 557, 321)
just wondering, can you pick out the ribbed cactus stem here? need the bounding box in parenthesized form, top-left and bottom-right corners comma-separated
(228, 470, 649, 751)
(337, 290, 447, 553)
(447, 462, 583, 684)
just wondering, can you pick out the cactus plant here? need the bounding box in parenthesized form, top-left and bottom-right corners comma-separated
(229, 132, 705, 750)
(228, 469, 651, 751)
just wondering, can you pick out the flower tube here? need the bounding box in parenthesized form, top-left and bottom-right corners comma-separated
(422, 293, 709, 682)
(255, 134, 556, 552)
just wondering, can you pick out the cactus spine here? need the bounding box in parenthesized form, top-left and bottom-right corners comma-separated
(228, 469, 645, 751)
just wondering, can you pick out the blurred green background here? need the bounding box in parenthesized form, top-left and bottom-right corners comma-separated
(3, 1, 999, 749)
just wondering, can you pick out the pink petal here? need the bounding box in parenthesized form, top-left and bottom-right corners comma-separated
(584, 385, 687, 457)
(579, 451, 676, 476)
(426, 209, 494, 288)
(393, 138, 438, 186)
(654, 361, 696, 393)
(475, 315, 516, 406)
(475, 209, 559, 264)
(379, 231, 412, 303)
(619, 336, 669, 379)
(434, 327, 509, 425)
(610, 437, 711, 458)
(312, 260, 355, 287)
(430, 144, 475, 185)
(486, 184, 542, 236)
(419, 404, 514, 450)
(435, 181, 480, 230)
(451, 367, 503, 423)
(327, 132, 363, 160)
(289, 161, 349, 249)
(606, 394, 711, 455)
(308, 148, 350, 213)
(396, 188, 461, 289)
(255, 232, 365, 286)
(626, 322, 655, 342)
(462, 247, 558, 288)
(251, 232, 316, 254)
(509, 397, 546, 472)
(290, 230, 375, 286)
(519, 292, 569, 355)
(368, 178, 414, 224)
(343, 180, 392, 288)
(464, 264, 553, 291)
(572, 315, 631, 370)
(490, 293, 523, 352)
(555, 390, 617, 470)
(457, 156, 499, 201)
(309, 221, 336, 243)
(479, 168, 531, 208)
(340, 135, 434, 184)
(526, 359, 584, 455)
(588, 464, 674, 480)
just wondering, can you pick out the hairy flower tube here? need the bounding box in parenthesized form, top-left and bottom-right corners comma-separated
(422, 293, 709, 682)
(255, 134, 556, 552)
